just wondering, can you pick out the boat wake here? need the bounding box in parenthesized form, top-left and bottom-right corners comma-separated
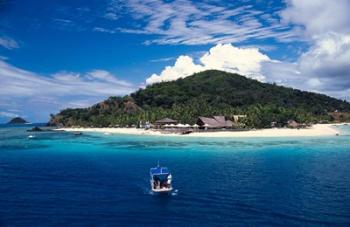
(146, 189, 178, 196)
(171, 189, 178, 196)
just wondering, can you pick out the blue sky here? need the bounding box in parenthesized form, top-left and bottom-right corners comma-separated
(1, 0, 350, 122)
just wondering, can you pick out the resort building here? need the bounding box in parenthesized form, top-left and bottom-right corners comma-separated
(155, 118, 178, 128)
(196, 116, 234, 129)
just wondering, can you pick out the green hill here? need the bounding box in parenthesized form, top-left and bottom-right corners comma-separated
(49, 70, 350, 128)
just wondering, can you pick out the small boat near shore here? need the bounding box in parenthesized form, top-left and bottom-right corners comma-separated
(150, 164, 173, 193)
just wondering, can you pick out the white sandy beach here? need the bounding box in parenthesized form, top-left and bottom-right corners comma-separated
(55, 124, 343, 138)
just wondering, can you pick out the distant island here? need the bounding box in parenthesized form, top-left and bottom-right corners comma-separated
(49, 70, 350, 129)
(8, 117, 28, 124)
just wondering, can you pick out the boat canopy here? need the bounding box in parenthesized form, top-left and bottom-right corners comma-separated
(150, 166, 170, 176)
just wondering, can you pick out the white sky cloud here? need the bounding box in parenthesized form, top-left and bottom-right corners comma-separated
(0, 61, 135, 97)
(0, 111, 18, 118)
(281, 0, 350, 37)
(1, 0, 350, 121)
(146, 43, 270, 84)
(146, 55, 204, 84)
(272, 0, 350, 100)
(98, 0, 297, 45)
(200, 44, 270, 81)
(0, 60, 137, 121)
(146, 0, 350, 100)
(260, 33, 350, 100)
(149, 57, 175, 63)
(147, 34, 350, 100)
(0, 36, 19, 49)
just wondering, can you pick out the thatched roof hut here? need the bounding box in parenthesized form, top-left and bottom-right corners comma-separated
(155, 118, 178, 126)
(197, 116, 233, 128)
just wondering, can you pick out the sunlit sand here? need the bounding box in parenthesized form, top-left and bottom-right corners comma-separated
(56, 124, 342, 138)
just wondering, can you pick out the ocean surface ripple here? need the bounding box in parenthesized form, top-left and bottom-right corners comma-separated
(1, 125, 350, 226)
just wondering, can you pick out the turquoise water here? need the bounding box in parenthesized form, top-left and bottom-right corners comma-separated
(1, 124, 350, 226)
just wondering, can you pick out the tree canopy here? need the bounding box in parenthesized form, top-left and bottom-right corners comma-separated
(49, 70, 350, 128)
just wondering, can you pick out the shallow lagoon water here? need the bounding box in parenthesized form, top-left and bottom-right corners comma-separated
(1, 125, 350, 226)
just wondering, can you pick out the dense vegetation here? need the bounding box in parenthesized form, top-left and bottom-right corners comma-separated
(49, 70, 350, 128)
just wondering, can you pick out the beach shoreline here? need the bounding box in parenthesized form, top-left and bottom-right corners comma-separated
(55, 123, 344, 138)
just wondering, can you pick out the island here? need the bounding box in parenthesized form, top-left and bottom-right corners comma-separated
(50, 70, 350, 137)
(8, 117, 28, 124)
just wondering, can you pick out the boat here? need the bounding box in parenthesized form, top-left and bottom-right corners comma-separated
(150, 164, 173, 193)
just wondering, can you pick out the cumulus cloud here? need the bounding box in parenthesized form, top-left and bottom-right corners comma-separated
(274, 0, 350, 100)
(299, 34, 350, 81)
(143, 1, 350, 100)
(0, 60, 137, 122)
(146, 43, 270, 84)
(146, 55, 204, 84)
(146, 34, 350, 100)
(270, 33, 350, 100)
(281, 0, 350, 37)
(259, 33, 350, 101)
(200, 44, 270, 81)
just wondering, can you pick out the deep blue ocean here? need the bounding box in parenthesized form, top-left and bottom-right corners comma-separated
(1, 124, 350, 226)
